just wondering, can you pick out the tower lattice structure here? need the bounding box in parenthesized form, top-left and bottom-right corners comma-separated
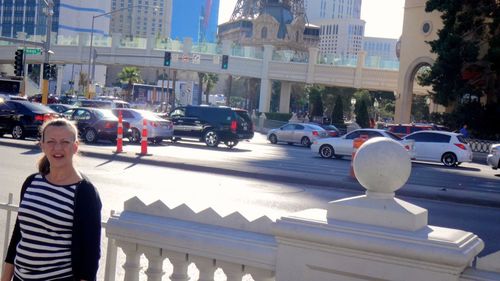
(230, 0, 306, 22)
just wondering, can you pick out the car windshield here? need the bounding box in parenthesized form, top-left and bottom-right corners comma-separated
(385, 130, 403, 141)
(234, 110, 252, 124)
(94, 109, 116, 119)
(321, 125, 338, 130)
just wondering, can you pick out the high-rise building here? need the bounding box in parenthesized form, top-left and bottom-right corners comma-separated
(305, 0, 365, 59)
(109, 0, 172, 38)
(170, 0, 220, 43)
(0, 0, 60, 38)
(305, 0, 362, 21)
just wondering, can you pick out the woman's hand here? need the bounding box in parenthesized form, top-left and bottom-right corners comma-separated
(0, 263, 14, 281)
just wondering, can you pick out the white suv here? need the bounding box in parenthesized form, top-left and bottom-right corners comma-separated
(487, 144, 500, 170)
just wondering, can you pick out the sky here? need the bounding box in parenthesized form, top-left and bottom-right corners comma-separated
(217, 0, 405, 39)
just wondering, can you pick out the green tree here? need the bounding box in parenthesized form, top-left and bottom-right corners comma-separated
(331, 95, 344, 125)
(117, 67, 143, 102)
(356, 100, 370, 128)
(423, 0, 498, 105)
(308, 85, 324, 118)
(203, 73, 218, 104)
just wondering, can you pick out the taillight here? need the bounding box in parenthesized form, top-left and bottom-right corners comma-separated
(312, 131, 319, 136)
(404, 145, 410, 151)
(104, 122, 113, 129)
(329, 131, 337, 137)
(455, 143, 466, 150)
(230, 120, 237, 133)
(35, 115, 44, 122)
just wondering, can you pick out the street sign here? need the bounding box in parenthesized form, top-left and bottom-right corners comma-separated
(24, 48, 42, 55)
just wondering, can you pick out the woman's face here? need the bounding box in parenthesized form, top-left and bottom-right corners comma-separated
(40, 125, 78, 171)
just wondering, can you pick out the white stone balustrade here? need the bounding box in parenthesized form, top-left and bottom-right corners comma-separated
(105, 137, 500, 281)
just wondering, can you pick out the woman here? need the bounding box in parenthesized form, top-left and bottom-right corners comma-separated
(1, 119, 102, 281)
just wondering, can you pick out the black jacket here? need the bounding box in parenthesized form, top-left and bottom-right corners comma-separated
(5, 173, 102, 281)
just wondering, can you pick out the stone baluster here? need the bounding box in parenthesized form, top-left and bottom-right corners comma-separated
(142, 246, 166, 281)
(165, 250, 189, 281)
(117, 241, 141, 281)
(190, 255, 216, 281)
(217, 261, 244, 281)
(246, 266, 275, 281)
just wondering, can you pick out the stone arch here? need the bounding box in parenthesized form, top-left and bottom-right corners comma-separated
(394, 0, 443, 123)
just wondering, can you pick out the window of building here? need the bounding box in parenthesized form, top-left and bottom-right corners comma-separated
(261, 26, 267, 39)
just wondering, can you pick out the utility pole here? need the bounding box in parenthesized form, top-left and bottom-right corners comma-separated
(41, 0, 54, 105)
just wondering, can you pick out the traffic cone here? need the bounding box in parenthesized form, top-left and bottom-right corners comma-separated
(139, 118, 149, 155)
(114, 110, 123, 153)
(350, 135, 369, 178)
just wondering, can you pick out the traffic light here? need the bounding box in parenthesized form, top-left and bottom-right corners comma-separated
(14, 49, 24, 76)
(221, 55, 229, 69)
(164, 51, 171, 66)
(42, 63, 51, 80)
(50, 64, 57, 79)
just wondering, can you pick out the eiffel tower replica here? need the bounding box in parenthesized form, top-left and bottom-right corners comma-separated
(218, 0, 319, 52)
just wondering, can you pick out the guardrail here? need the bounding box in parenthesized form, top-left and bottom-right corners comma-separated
(467, 138, 498, 153)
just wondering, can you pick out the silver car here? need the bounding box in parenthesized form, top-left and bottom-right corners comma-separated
(267, 123, 328, 147)
(487, 144, 500, 170)
(111, 108, 173, 143)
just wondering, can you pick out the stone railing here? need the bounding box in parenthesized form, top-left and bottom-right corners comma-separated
(467, 138, 499, 153)
(106, 138, 500, 281)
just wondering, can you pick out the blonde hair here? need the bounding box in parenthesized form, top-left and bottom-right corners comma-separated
(38, 118, 79, 175)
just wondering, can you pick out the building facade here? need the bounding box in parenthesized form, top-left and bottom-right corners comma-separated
(0, 0, 60, 38)
(109, 0, 172, 38)
(170, 0, 220, 43)
(305, 0, 362, 21)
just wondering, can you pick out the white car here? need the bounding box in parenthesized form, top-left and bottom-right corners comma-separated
(487, 144, 500, 169)
(111, 108, 173, 143)
(404, 131, 472, 167)
(267, 123, 329, 147)
(311, 129, 415, 159)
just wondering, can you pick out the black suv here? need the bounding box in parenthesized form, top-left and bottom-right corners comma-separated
(168, 105, 254, 148)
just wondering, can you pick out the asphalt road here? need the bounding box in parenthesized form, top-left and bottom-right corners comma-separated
(1, 135, 500, 258)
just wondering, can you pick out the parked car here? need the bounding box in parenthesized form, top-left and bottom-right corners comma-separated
(311, 129, 415, 159)
(309, 122, 341, 137)
(63, 107, 131, 143)
(267, 123, 329, 147)
(111, 108, 173, 144)
(48, 103, 75, 113)
(72, 100, 113, 109)
(487, 144, 500, 170)
(167, 105, 254, 148)
(0, 100, 58, 139)
(386, 123, 434, 137)
(28, 94, 59, 104)
(403, 131, 472, 167)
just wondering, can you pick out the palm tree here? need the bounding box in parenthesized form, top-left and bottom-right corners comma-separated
(117, 67, 143, 101)
(204, 73, 218, 104)
(78, 72, 89, 98)
(197, 72, 206, 105)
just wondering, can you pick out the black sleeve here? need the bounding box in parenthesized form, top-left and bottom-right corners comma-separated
(72, 180, 102, 281)
(5, 173, 37, 264)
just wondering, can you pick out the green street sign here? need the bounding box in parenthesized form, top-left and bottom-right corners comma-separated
(24, 48, 41, 55)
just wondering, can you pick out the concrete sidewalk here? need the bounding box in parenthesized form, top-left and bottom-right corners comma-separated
(1, 138, 499, 208)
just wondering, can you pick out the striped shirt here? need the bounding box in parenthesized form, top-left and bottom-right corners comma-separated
(14, 174, 78, 281)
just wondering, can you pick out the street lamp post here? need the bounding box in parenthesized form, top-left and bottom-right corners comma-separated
(41, 0, 54, 105)
(87, 5, 159, 97)
(373, 99, 379, 122)
(350, 97, 357, 122)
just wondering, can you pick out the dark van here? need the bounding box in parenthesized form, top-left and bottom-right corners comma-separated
(168, 105, 254, 148)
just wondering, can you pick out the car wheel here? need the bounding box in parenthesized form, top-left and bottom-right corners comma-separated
(154, 137, 163, 144)
(224, 140, 238, 148)
(84, 128, 98, 143)
(204, 130, 219, 147)
(319, 145, 334, 158)
(129, 128, 141, 143)
(11, 124, 25, 140)
(269, 134, 278, 144)
(301, 136, 311, 147)
(441, 152, 458, 167)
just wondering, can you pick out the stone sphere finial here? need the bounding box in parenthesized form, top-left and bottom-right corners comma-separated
(353, 137, 411, 195)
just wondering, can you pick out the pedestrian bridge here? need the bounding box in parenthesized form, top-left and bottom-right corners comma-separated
(0, 33, 425, 114)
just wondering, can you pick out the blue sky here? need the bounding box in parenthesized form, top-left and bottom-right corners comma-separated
(217, 0, 405, 39)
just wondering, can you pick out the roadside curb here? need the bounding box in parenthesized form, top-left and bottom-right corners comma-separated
(2, 139, 499, 208)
